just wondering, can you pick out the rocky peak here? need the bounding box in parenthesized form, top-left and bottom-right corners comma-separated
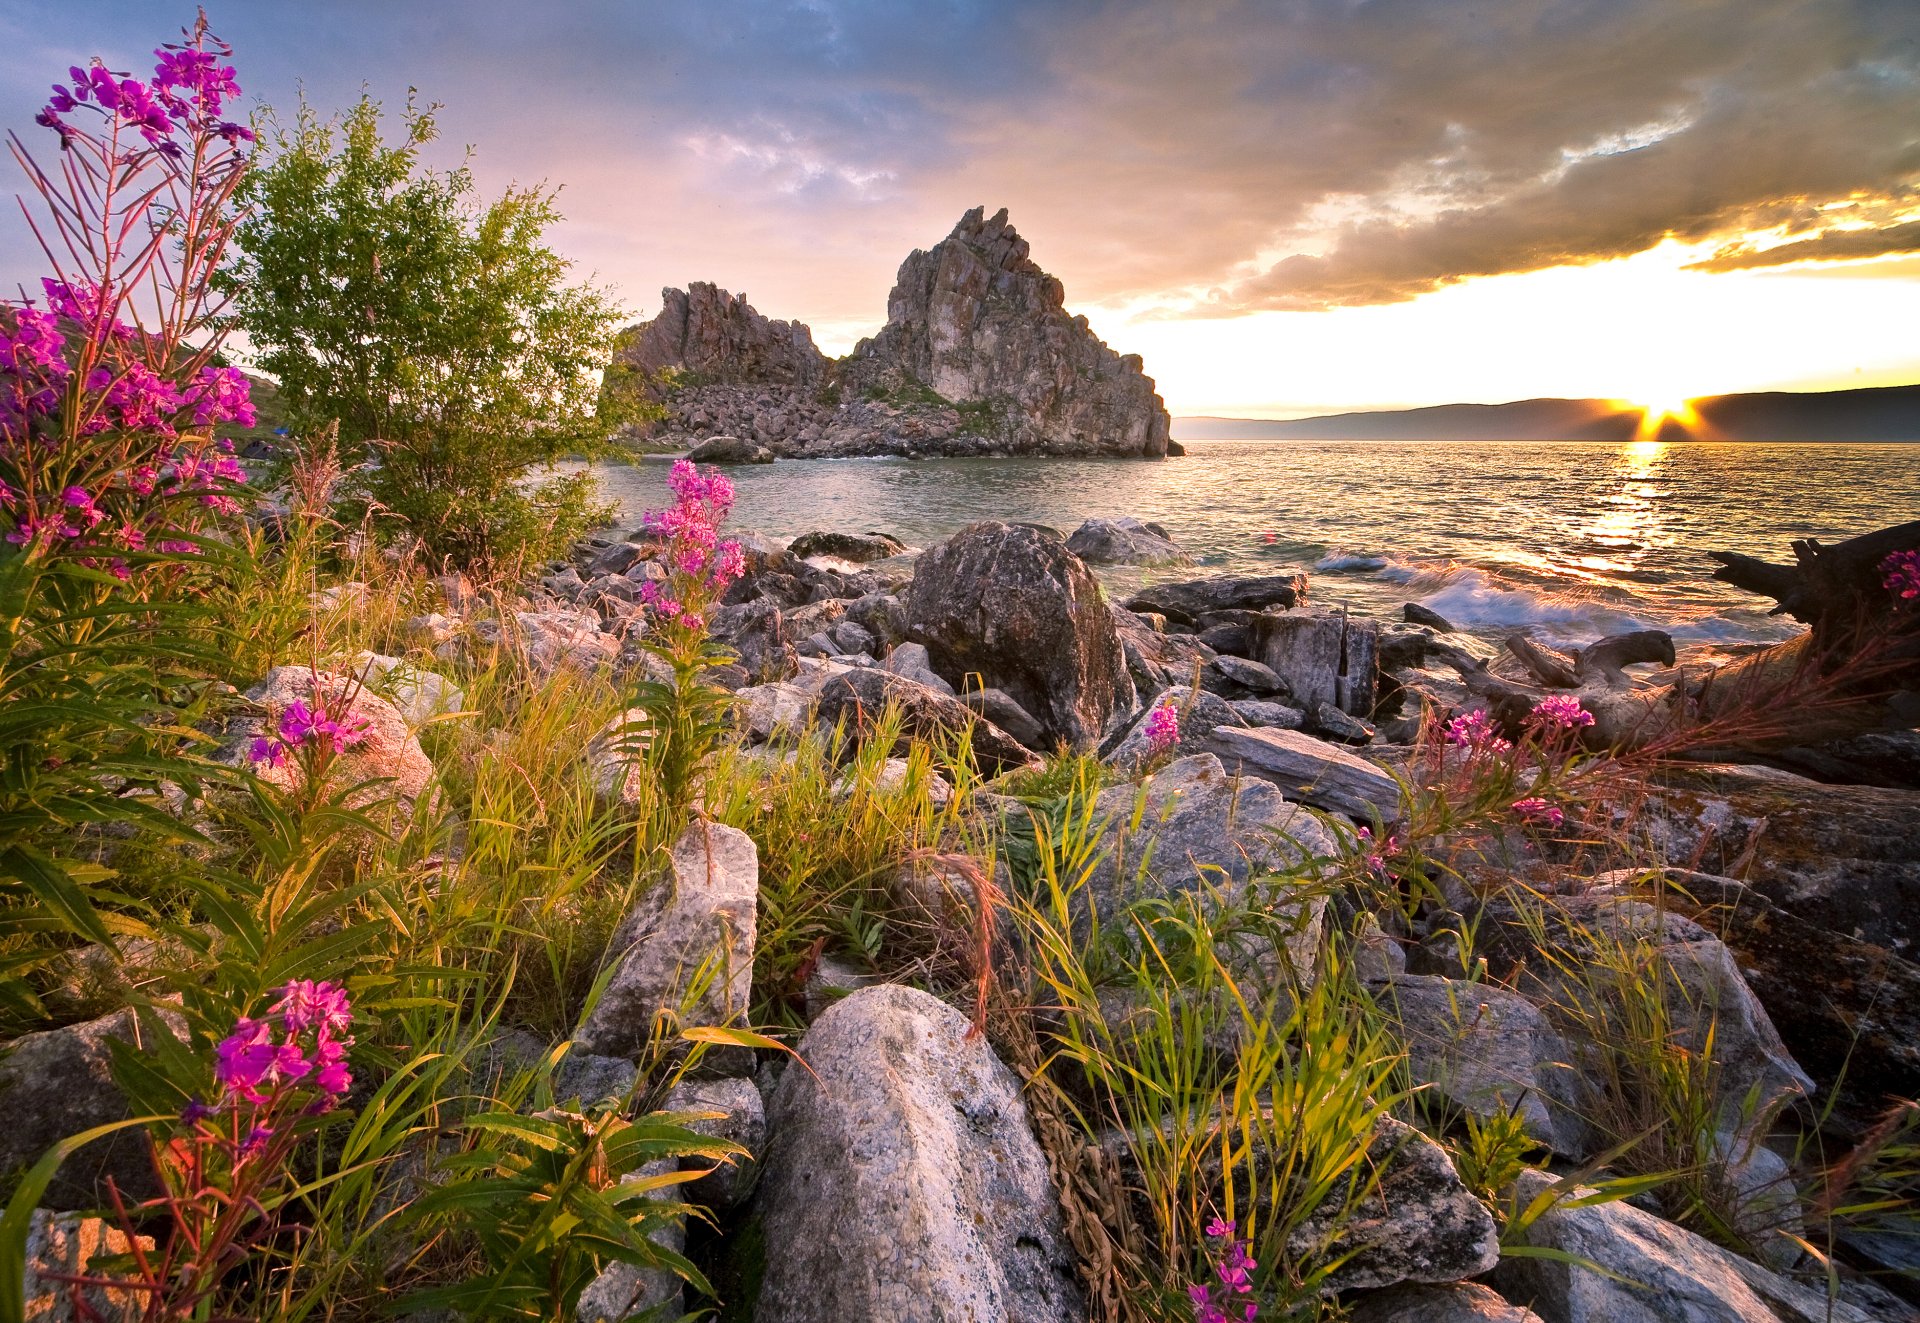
(848, 206, 1171, 458)
(614, 282, 827, 389)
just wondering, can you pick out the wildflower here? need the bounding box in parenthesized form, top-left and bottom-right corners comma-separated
(239, 1124, 274, 1157)
(1526, 694, 1595, 731)
(179, 1097, 214, 1126)
(273, 979, 353, 1037)
(213, 1017, 280, 1104)
(1511, 796, 1565, 828)
(1443, 709, 1512, 754)
(1145, 698, 1181, 754)
(1882, 549, 1920, 602)
(247, 736, 286, 768)
(1356, 825, 1398, 875)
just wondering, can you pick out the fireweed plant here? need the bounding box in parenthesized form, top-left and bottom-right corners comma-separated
(0, 14, 256, 999)
(626, 460, 747, 835)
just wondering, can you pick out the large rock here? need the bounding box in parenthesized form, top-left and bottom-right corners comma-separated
(575, 823, 758, 1061)
(1638, 764, 1920, 959)
(614, 282, 828, 389)
(1349, 1283, 1544, 1323)
(0, 1009, 183, 1210)
(1290, 1115, 1501, 1293)
(752, 984, 1083, 1322)
(1251, 608, 1381, 716)
(735, 682, 813, 745)
(685, 434, 774, 464)
(709, 599, 797, 684)
(23, 1209, 153, 1321)
(1495, 1168, 1876, 1323)
(789, 531, 906, 563)
(844, 207, 1171, 459)
(224, 666, 436, 810)
(345, 652, 465, 726)
(1086, 754, 1335, 979)
(662, 1075, 765, 1210)
(1064, 516, 1191, 565)
(1101, 685, 1244, 771)
(814, 668, 1038, 774)
(1382, 975, 1592, 1158)
(1204, 725, 1403, 821)
(1122, 574, 1307, 626)
(472, 608, 619, 676)
(906, 521, 1134, 750)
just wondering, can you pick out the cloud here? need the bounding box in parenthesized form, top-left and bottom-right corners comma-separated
(1686, 218, 1920, 270)
(1, 0, 1916, 335)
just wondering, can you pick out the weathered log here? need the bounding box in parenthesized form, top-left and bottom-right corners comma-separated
(1575, 630, 1676, 688)
(1505, 634, 1579, 688)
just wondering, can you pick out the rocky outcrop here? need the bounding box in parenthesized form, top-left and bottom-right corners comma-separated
(1065, 516, 1191, 566)
(752, 984, 1084, 1322)
(615, 282, 828, 390)
(906, 521, 1135, 750)
(628, 210, 1172, 460)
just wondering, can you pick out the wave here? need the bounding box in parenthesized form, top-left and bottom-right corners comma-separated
(1313, 551, 1390, 572)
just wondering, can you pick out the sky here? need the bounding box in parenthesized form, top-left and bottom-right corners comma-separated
(1, 0, 1917, 419)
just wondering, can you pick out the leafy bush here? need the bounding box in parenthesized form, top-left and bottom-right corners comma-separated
(225, 93, 628, 570)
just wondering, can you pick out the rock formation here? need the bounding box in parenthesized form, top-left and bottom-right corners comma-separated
(612, 208, 1173, 459)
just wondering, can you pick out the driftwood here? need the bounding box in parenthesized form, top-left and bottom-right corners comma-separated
(1436, 520, 1920, 751)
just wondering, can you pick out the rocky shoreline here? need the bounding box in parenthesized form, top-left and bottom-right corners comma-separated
(613, 207, 1177, 461)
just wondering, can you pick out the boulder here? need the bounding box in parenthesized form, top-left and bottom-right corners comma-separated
(879, 641, 954, 696)
(1251, 609, 1380, 717)
(223, 666, 437, 811)
(1349, 1282, 1544, 1323)
(574, 1159, 688, 1323)
(686, 434, 774, 464)
(1207, 653, 1288, 696)
(662, 1075, 765, 1209)
(1290, 1115, 1501, 1293)
(1495, 1168, 1876, 1323)
(585, 708, 650, 808)
(1086, 754, 1335, 979)
(1382, 974, 1592, 1158)
(345, 652, 465, 726)
(842, 592, 910, 652)
(815, 668, 1038, 775)
(1122, 574, 1307, 625)
(1230, 699, 1306, 730)
(0, 1008, 184, 1210)
(907, 521, 1134, 750)
(1102, 686, 1242, 770)
(1312, 701, 1377, 745)
(958, 687, 1047, 750)
(841, 206, 1171, 459)
(1064, 516, 1191, 565)
(709, 599, 798, 684)
(788, 531, 906, 563)
(474, 608, 619, 676)
(753, 984, 1084, 1322)
(735, 682, 813, 745)
(1204, 725, 1403, 821)
(23, 1209, 153, 1321)
(575, 823, 758, 1062)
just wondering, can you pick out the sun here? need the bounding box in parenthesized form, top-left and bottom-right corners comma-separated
(1630, 392, 1703, 441)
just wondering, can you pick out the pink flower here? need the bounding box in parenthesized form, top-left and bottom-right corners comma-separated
(1144, 699, 1180, 754)
(1881, 549, 1920, 602)
(273, 979, 353, 1037)
(1527, 694, 1595, 731)
(1356, 824, 1398, 874)
(1443, 710, 1511, 754)
(1511, 796, 1565, 828)
(247, 736, 286, 768)
(213, 1017, 280, 1104)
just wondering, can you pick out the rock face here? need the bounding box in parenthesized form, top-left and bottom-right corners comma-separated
(615, 281, 828, 389)
(753, 984, 1084, 1323)
(575, 823, 758, 1062)
(1495, 1169, 1876, 1323)
(906, 521, 1135, 750)
(626, 210, 1172, 460)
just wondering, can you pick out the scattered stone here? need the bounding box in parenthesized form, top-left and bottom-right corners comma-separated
(1349, 1282, 1544, 1323)
(753, 984, 1085, 1322)
(575, 823, 758, 1063)
(1064, 516, 1191, 565)
(1229, 699, 1305, 729)
(662, 1075, 765, 1209)
(1122, 574, 1307, 625)
(829, 618, 878, 657)
(815, 664, 1040, 776)
(222, 667, 437, 811)
(474, 608, 619, 676)
(788, 531, 906, 563)
(345, 652, 465, 726)
(842, 592, 910, 652)
(907, 521, 1134, 750)
(1204, 725, 1402, 821)
(685, 434, 773, 464)
(1494, 1168, 1876, 1323)
(1291, 1115, 1501, 1293)
(1251, 609, 1380, 716)
(1208, 653, 1288, 695)
(880, 641, 954, 696)
(1403, 602, 1459, 632)
(735, 682, 813, 744)
(1382, 974, 1592, 1158)
(23, 1209, 154, 1322)
(1312, 701, 1377, 745)
(584, 708, 650, 809)
(0, 1008, 184, 1210)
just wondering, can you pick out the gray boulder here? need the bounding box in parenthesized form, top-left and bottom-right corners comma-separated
(709, 599, 798, 684)
(1251, 609, 1380, 717)
(584, 707, 650, 809)
(1229, 699, 1306, 729)
(907, 521, 1134, 750)
(880, 641, 954, 696)
(0, 1008, 184, 1210)
(789, 531, 906, 563)
(575, 823, 758, 1062)
(686, 434, 774, 464)
(1102, 686, 1242, 771)
(735, 681, 812, 744)
(1382, 975, 1592, 1158)
(1204, 725, 1403, 821)
(753, 984, 1084, 1322)
(1064, 516, 1191, 566)
(815, 667, 1039, 776)
(473, 608, 619, 676)
(662, 1075, 765, 1210)
(223, 666, 438, 812)
(1349, 1282, 1544, 1323)
(1208, 653, 1288, 695)
(1495, 1168, 1875, 1323)
(1122, 574, 1307, 626)
(958, 687, 1047, 750)
(345, 652, 465, 726)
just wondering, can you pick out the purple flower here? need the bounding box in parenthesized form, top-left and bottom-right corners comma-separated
(1356, 825, 1398, 875)
(1443, 709, 1512, 754)
(1144, 699, 1180, 754)
(273, 979, 353, 1037)
(239, 1124, 274, 1157)
(248, 736, 286, 767)
(213, 1017, 280, 1104)
(1527, 694, 1595, 732)
(179, 1097, 215, 1126)
(1881, 549, 1920, 602)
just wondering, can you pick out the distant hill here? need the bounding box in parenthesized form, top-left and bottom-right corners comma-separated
(1176, 383, 1920, 442)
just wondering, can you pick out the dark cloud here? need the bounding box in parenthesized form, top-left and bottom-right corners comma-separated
(1687, 218, 1920, 270)
(0, 0, 1915, 330)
